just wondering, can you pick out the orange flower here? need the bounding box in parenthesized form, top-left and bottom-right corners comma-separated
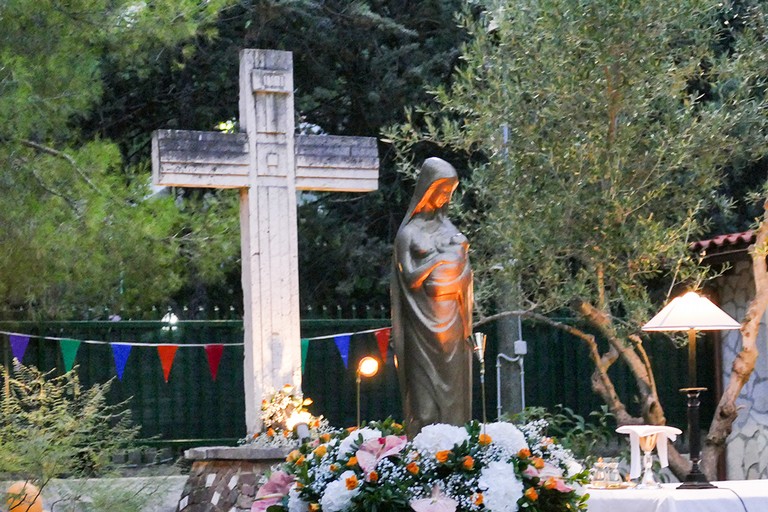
(436, 450, 451, 463)
(320, 433, 331, 443)
(368, 471, 379, 483)
(478, 433, 492, 446)
(309, 504, 320, 512)
(295, 455, 306, 466)
(347, 426, 359, 433)
(330, 463, 339, 472)
(532, 457, 545, 470)
(267, 428, 276, 438)
(345, 474, 358, 490)
(518, 448, 531, 458)
(283, 429, 292, 438)
(346, 456, 358, 467)
(295, 482, 304, 489)
(287, 449, 302, 463)
(406, 462, 420, 475)
(473, 493, 484, 506)
(543, 477, 557, 490)
(313, 444, 328, 458)
(525, 487, 539, 501)
(462, 456, 475, 470)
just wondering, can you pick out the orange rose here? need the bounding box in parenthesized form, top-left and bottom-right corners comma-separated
(406, 462, 420, 475)
(518, 448, 531, 458)
(436, 450, 451, 463)
(295, 455, 306, 466)
(320, 433, 331, 443)
(532, 457, 545, 470)
(346, 456, 358, 467)
(462, 456, 475, 470)
(283, 429, 292, 438)
(330, 463, 339, 472)
(368, 471, 379, 483)
(313, 444, 328, 458)
(473, 493, 484, 506)
(267, 428, 276, 438)
(345, 474, 358, 490)
(478, 433, 492, 446)
(543, 477, 557, 490)
(309, 504, 320, 512)
(287, 449, 302, 463)
(525, 487, 539, 501)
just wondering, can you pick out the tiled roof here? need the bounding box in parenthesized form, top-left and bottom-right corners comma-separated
(690, 230, 755, 252)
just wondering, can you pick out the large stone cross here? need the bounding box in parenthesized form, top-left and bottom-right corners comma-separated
(151, 49, 379, 432)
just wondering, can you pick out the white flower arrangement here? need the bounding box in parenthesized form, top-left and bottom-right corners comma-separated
(253, 418, 588, 512)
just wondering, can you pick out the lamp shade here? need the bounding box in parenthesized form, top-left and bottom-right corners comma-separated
(642, 291, 741, 331)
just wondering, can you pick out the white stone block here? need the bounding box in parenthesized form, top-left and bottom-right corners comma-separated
(206, 473, 216, 487)
(229, 474, 239, 489)
(212, 491, 221, 505)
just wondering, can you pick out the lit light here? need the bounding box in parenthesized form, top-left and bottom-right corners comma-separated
(358, 356, 380, 378)
(286, 410, 312, 431)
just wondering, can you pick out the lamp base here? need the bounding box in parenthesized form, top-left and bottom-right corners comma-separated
(677, 470, 717, 490)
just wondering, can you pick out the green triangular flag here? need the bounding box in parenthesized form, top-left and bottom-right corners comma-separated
(60, 338, 81, 372)
(301, 338, 309, 373)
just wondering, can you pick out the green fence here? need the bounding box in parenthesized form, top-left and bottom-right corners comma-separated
(0, 313, 708, 447)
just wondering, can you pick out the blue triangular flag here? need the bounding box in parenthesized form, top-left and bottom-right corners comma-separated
(334, 334, 351, 368)
(9, 334, 30, 362)
(112, 344, 132, 381)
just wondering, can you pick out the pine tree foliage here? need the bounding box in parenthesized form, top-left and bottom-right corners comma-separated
(0, 362, 139, 481)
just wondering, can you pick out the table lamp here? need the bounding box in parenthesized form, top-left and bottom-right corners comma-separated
(642, 291, 741, 489)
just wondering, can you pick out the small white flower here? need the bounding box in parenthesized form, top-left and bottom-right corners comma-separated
(319, 471, 360, 512)
(337, 427, 382, 455)
(483, 422, 528, 455)
(287, 484, 308, 512)
(412, 424, 469, 455)
(478, 460, 523, 512)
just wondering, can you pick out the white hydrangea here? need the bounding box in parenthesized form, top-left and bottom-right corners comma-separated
(412, 424, 470, 455)
(337, 427, 382, 455)
(478, 460, 524, 512)
(319, 471, 360, 512)
(483, 422, 528, 456)
(287, 484, 308, 512)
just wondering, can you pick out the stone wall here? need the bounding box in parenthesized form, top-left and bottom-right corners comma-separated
(715, 259, 768, 479)
(176, 446, 290, 512)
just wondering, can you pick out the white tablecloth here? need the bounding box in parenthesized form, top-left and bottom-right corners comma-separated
(586, 480, 768, 512)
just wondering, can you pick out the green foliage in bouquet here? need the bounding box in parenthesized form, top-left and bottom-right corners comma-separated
(253, 418, 589, 512)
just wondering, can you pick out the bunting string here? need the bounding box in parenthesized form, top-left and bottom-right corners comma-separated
(1, 326, 392, 382)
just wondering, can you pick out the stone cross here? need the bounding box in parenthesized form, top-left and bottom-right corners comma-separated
(151, 49, 379, 432)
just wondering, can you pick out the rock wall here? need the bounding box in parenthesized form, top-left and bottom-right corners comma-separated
(716, 260, 768, 479)
(176, 446, 289, 512)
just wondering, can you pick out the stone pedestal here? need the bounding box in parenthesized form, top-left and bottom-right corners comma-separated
(176, 446, 292, 512)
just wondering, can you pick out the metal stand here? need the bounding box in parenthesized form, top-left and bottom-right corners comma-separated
(678, 387, 716, 489)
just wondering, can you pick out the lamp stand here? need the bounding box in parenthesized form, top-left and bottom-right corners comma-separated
(356, 372, 362, 428)
(678, 387, 716, 489)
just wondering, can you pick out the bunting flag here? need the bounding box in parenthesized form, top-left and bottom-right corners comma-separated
(111, 343, 132, 381)
(375, 328, 391, 361)
(334, 334, 351, 368)
(301, 338, 309, 373)
(204, 344, 224, 382)
(157, 345, 179, 383)
(9, 334, 30, 362)
(60, 338, 81, 372)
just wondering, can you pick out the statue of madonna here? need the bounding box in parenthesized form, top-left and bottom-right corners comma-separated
(391, 157, 473, 438)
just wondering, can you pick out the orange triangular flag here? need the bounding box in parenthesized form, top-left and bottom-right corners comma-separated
(157, 345, 179, 383)
(375, 328, 391, 361)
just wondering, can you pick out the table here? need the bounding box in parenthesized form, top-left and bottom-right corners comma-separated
(586, 480, 768, 512)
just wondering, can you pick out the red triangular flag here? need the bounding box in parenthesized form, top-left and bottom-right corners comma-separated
(157, 345, 179, 383)
(375, 328, 391, 361)
(204, 344, 224, 381)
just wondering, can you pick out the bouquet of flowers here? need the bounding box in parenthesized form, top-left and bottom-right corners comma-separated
(253, 418, 588, 512)
(240, 385, 330, 449)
